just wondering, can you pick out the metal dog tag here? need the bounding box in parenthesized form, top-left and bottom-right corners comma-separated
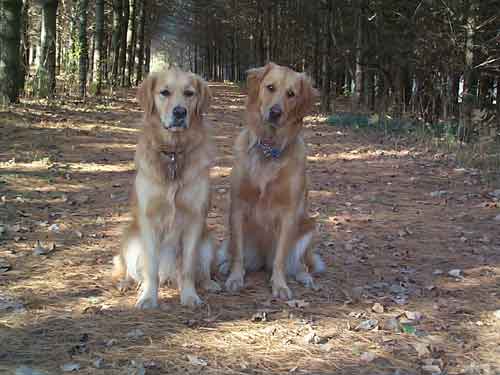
(168, 152, 177, 180)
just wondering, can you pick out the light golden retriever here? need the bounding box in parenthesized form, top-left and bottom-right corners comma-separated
(112, 68, 220, 309)
(219, 62, 325, 300)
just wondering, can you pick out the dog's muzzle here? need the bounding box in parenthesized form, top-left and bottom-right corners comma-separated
(161, 118, 187, 131)
(267, 104, 282, 125)
(168, 118, 187, 130)
(161, 106, 188, 131)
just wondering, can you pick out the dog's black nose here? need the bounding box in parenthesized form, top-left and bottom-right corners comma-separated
(269, 104, 282, 121)
(173, 106, 187, 119)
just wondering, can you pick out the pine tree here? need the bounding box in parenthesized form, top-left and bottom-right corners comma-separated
(37, 0, 58, 97)
(0, 0, 23, 103)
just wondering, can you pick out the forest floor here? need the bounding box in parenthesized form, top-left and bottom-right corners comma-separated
(1, 83, 500, 375)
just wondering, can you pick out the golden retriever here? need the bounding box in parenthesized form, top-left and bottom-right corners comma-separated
(112, 67, 220, 309)
(219, 62, 325, 300)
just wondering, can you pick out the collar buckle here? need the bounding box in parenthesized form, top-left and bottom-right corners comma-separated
(160, 151, 178, 179)
(256, 139, 281, 159)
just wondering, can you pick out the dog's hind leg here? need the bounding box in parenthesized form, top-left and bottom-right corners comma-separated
(225, 207, 247, 293)
(112, 253, 132, 292)
(286, 231, 318, 290)
(286, 219, 324, 290)
(112, 235, 143, 292)
(111, 252, 126, 282)
(305, 248, 326, 274)
(158, 244, 176, 286)
(216, 239, 231, 276)
(198, 234, 221, 293)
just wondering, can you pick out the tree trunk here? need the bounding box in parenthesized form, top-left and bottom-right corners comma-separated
(125, 0, 137, 86)
(0, 0, 23, 103)
(144, 33, 151, 75)
(478, 76, 491, 107)
(313, 13, 320, 86)
(111, 0, 122, 86)
(88, 31, 94, 85)
(353, 0, 364, 111)
(193, 43, 198, 74)
(460, 0, 478, 142)
(442, 74, 450, 120)
(135, 0, 145, 85)
(393, 66, 403, 118)
(205, 21, 211, 79)
(34, 28, 41, 66)
(37, 0, 58, 97)
(496, 78, 500, 131)
(119, 0, 129, 86)
(231, 33, 235, 81)
(93, 0, 105, 95)
(29, 43, 35, 66)
(265, 3, 271, 62)
(78, 0, 89, 98)
(320, 6, 331, 113)
(143, 0, 151, 76)
(252, 15, 257, 65)
(104, 32, 111, 82)
(69, 1, 78, 76)
(258, 1, 265, 65)
(365, 70, 375, 110)
(19, 0, 30, 97)
(450, 74, 459, 118)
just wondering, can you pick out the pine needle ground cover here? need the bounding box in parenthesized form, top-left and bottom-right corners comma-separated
(1, 84, 499, 374)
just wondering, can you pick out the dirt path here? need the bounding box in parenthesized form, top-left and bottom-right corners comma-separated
(1, 84, 499, 374)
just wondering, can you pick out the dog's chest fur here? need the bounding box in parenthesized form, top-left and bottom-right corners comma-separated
(239, 150, 295, 216)
(134, 142, 211, 234)
(158, 151, 185, 181)
(135, 171, 180, 230)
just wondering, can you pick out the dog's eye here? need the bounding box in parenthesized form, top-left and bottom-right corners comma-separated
(160, 89, 170, 97)
(287, 90, 295, 98)
(184, 90, 194, 97)
(266, 84, 275, 92)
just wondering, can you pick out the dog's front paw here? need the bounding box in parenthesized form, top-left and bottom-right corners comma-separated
(202, 279, 222, 293)
(180, 290, 203, 307)
(225, 271, 244, 293)
(135, 293, 159, 310)
(272, 278, 292, 300)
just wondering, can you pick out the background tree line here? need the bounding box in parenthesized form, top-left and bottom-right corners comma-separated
(0, 0, 157, 101)
(170, 0, 499, 141)
(1, 0, 499, 141)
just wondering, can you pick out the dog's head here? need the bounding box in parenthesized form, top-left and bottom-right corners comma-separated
(137, 68, 211, 132)
(246, 62, 318, 138)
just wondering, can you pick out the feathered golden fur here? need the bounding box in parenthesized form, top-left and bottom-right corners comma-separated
(220, 62, 325, 300)
(112, 68, 220, 309)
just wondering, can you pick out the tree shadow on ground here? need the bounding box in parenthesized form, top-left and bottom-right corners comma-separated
(1, 83, 499, 374)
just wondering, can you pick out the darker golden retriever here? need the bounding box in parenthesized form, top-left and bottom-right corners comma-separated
(220, 62, 325, 299)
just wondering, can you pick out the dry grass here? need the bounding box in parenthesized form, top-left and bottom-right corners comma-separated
(1, 85, 499, 374)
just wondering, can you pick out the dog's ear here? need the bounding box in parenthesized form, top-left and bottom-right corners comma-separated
(297, 73, 319, 117)
(246, 62, 275, 104)
(137, 73, 157, 117)
(194, 74, 212, 115)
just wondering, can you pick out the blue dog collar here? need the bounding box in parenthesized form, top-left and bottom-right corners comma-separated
(256, 139, 282, 159)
